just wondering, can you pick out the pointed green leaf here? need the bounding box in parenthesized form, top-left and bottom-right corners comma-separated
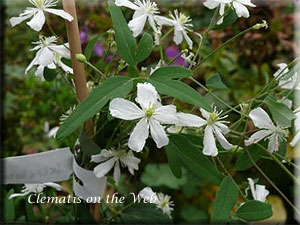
(166, 141, 182, 178)
(57, 76, 133, 139)
(211, 176, 239, 223)
(235, 146, 264, 171)
(136, 32, 153, 63)
(265, 96, 295, 127)
(80, 132, 101, 158)
(151, 66, 193, 79)
(169, 134, 223, 185)
(150, 78, 212, 112)
(108, 1, 136, 65)
(235, 200, 273, 221)
(206, 73, 228, 90)
(43, 68, 59, 82)
(4, 189, 15, 221)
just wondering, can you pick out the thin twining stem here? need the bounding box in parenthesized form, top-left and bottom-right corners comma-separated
(246, 149, 300, 216)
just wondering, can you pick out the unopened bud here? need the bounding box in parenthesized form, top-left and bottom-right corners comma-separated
(253, 20, 268, 30)
(76, 54, 87, 63)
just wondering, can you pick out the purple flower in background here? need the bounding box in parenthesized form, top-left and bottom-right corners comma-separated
(80, 26, 89, 44)
(93, 43, 104, 57)
(165, 46, 188, 67)
(106, 54, 113, 63)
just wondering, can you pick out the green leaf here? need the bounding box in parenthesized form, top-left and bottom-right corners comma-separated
(120, 203, 172, 224)
(265, 96, 295, 127)
(84, 34, 102, 60)
(57, 76, 133, 139)
(141, 164, 187, 189)
(80, 132, 101, 159)
(150, 78, 212, 112)
(213, 7, 238, 30)
(136, 32, 153, 63)
(108, 1, 136, 66)
(4, 189, 15, 221)
(166, 141, 182, 178)
(235, 200, 273, 221)
(43, 68, 59, 82)
(180, 206, 208, 223)
(169, 135, 223, 185)
(206, 73, 228, 90)
(151, 66, 193, 79)
(235, 146, 264, 171)
(211, 176, 239, 223)
(26, 200, 36, 222)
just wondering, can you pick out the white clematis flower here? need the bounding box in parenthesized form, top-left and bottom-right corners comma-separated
(290, 107, 300, 147)
(10, 0, 73, 32)
(139, 187, 174, 218)
(9, 183, 62, 199)
(176, 107, 234, 156)
(245, 107, 288, 153)
(115, 0, 159, 37)
(155, 10, 194, 49)
(247, 178, 269, 202)
(91, 149, 141, 184)
(109, 83, 178, 152)
(203, 0, 256, 25)
(26, 36, 73, 79)
(274, 63, 299, 90)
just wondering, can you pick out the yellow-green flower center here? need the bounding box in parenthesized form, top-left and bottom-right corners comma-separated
(144, 107, 155, 118)
(35, 0, 44, 9)
(208, 112, 218, 125)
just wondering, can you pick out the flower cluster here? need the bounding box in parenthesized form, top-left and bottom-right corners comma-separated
(10, 0, 74, 79)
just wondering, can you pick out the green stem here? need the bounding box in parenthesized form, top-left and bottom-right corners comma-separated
(245, 149, 300, 216)
(216, 156, 247, 200)
(86, 62, 107, 79)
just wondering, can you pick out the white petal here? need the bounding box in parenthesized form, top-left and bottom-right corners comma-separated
(120, 151, 141, 174)
(249, 107, 275, 130)
(279, 72, 298, 89)
(148, 16, 158, 33)
(115, 0, 140, 10)
(233, 1, 250, 18)
(91, 150, 113, 163)
(213, 126, 233, 150)
(236, 0, 256, 7)
(113, 161, 121, 184)
(38, 47, 55, 66)
(267, 134, 279, 153)
(128, 118, 149, 152)
(244, 130, 271, 146)
(173, 29, 183, 45)
(49, 45, 70, 59)
(247, 178, 257, 200)
(46, 126, 59, 138)
(290, 130, 300, 147)
(109, 98, 144, 120)
(214, 121, 230, 134)
(35, 65, 45, 80)
(176, 113, 207, 127)
(255, 184, 269, 202)
(203, 0, 220, 9)
(182, 31, 193, 49)
(27, 10, 45, 32)
(274, 63, 289, 78)
(128, 14, 147, 37)
(44, 8, 73, 21)
(153, 105, 178, 124)
(154, 15, 174, 26)
(139, 187, 159, 204)
(8, 192, 28, 199)
(25, 53, 40, 74)
(203, 125, 218, 156)
(44, 182, 62, 191)
(132, 10, 144, 19)
(200, 108, 210, 120)
(10, 11, 34, 27)
(93, 157, 118, 178)
(149, 118, 169, 148)
(136, 83, 159, 110)
(58, 61, 73, 74)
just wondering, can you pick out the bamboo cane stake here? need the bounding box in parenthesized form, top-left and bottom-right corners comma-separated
(62, 0, 94, 137)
